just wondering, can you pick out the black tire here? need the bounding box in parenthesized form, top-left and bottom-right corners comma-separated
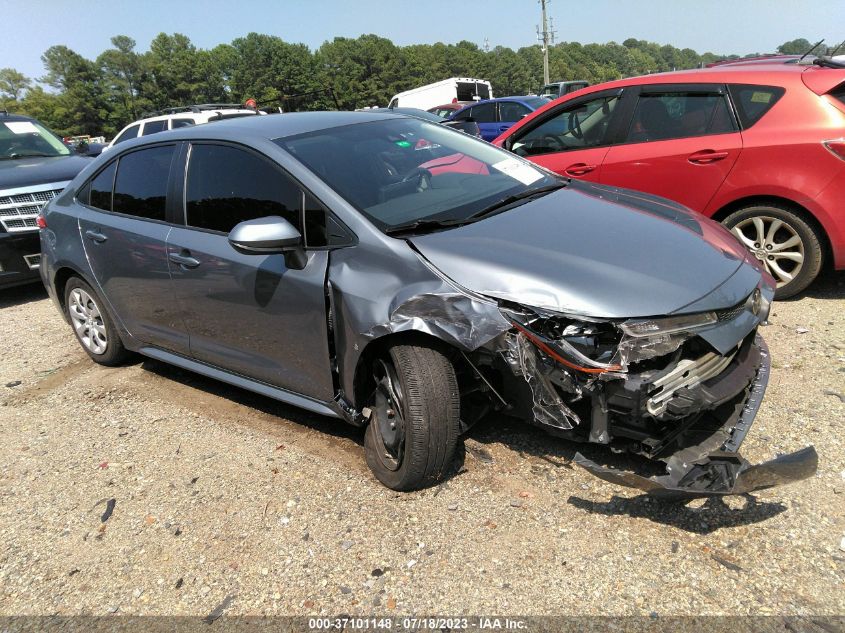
(64, 276, 128, 366)
(364, 342, 461, 491)
(722, 204, 823, 299)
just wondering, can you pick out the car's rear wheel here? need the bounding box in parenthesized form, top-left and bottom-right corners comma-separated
(364, 342, 460, 491)
(65, 277, 128, 366)
(723, 204, 823, 299)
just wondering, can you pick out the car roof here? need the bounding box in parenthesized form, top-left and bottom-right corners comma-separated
(113, 111, 403, 147)
(567, 62, 825, 93)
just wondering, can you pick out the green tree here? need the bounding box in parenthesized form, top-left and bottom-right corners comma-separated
(777, 38, 813, 55)
(40, 45, 109, 136)
(0, 68, 31, 107)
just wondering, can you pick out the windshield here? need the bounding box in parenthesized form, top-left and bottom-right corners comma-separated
(277, 118, 560, 232)
(0, 118, 71, 159)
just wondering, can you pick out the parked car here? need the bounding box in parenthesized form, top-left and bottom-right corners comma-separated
(540, 80, 590, 99)
(40, 112, 815, 495)
(427, 102, 467, 118)
(0, 111, 95, 289)
(494, 61, 845, 298)
(104, 103, 261, 152)
(450, 96, 550, 141)
(388, 78, 492, 110)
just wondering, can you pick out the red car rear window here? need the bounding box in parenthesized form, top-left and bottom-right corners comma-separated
(727, 84, 785, 129)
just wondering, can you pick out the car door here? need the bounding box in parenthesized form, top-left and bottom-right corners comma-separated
(496, 100, 531, 138)
(599, 84, 742, 212)
(505, 89, 628, 182)
(76, 143, 190, 354)
(165, 142, 335, 401)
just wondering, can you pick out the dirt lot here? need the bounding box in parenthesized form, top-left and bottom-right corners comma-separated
(0, 273, 843, 618)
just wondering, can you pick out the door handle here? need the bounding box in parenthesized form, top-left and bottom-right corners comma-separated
(168, 251, 201, 269)
(688, 150, 729, 164)
(564, 163, 596, 176)
(85, 229, 107, 243)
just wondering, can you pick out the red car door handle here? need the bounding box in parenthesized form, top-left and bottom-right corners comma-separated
(565, 163, 596, 176)
(688, 150, 729, 164)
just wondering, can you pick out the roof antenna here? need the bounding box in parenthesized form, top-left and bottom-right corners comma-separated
(799, 38, 825, 62)
(828, 39, 845, 57)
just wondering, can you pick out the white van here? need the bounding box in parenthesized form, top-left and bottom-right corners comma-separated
(387, 78, 493, 111)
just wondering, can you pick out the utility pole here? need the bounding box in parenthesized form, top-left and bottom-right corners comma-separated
(536, 0, 556, 85)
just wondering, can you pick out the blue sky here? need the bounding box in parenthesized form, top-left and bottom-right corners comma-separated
(3, 0, 844, 81)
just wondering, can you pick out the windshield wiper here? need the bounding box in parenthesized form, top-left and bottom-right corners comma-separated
(384, 218, 467, 237)
(384, 181, 568, 237)
(465, 181, 568, 222)
(1, 152, 56, 160)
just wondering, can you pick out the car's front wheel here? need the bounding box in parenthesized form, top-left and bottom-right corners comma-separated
(723, 204, 823, 299)
(364, 342, 461, 491)
(65, 277, 128, 366)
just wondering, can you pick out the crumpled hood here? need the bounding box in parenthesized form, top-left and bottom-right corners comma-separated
(0, 155, 92, 190)
(410, 182, 759, 318)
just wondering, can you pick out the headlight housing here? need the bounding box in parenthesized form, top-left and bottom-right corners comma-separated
(503, 307, 721, 374)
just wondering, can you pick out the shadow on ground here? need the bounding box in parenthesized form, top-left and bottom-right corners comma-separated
(566, 493, 787, 534)
(0, 283, 47, 309)
(783, 269, 845, 302)
(465, 415, 789, 533)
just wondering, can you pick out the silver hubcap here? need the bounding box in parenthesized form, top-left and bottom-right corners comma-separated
(730, 215, 804, 287)
(68, 288, 108, 354)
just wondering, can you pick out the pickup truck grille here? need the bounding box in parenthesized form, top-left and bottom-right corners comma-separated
(0, 182, 69, 233)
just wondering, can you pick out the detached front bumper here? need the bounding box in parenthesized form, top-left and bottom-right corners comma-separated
(573, 337, 818, 498)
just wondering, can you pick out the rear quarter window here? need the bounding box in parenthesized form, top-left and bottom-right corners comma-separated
(727, 84, 785, 129)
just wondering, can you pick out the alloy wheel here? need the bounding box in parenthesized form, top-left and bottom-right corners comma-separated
(730, 215, 805, 288)
(68, 288, 108, 355)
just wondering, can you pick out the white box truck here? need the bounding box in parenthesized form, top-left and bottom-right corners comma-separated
(387, 78, 493, 110)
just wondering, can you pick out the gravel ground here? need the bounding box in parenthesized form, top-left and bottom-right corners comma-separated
(0, 272, 843, 618)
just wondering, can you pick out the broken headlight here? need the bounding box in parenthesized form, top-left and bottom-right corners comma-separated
(503, 308, 624, 374)
(617, 312, 717, 365)
(505, 307, 720, 375)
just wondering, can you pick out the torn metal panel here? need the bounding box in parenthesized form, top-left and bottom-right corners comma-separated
(328, 243, 512, 402)
(367, 291, 512, 351)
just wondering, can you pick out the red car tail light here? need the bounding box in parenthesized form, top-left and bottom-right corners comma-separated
(36, 214, 47, 229)
(823, 139, 845, 161)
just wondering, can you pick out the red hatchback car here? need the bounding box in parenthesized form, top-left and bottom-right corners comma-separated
(494, 60, 845, 298)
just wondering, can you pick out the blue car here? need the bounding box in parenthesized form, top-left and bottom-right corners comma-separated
(448, 96, 550, 142)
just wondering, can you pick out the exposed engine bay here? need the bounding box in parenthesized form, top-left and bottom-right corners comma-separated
(450, 285, 817, 499)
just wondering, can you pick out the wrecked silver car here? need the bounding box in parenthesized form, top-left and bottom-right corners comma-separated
(39, 111, 817, 495)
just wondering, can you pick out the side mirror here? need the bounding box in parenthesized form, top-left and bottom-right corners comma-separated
(75, 141, 89, 154)
(228, 216, 307, 268)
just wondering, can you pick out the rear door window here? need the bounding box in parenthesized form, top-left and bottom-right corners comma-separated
(142, 120, 168, 136)
(626, 91, 735, 142)
(112, 124, 140, 145)
(170, 118, 195, 129)
(185, 144, 301, 234)
(498, 101, 531, 122)
(112, 145, 175, 221)
(727, 84, 786, 128)
(470, 102, 496, 123)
